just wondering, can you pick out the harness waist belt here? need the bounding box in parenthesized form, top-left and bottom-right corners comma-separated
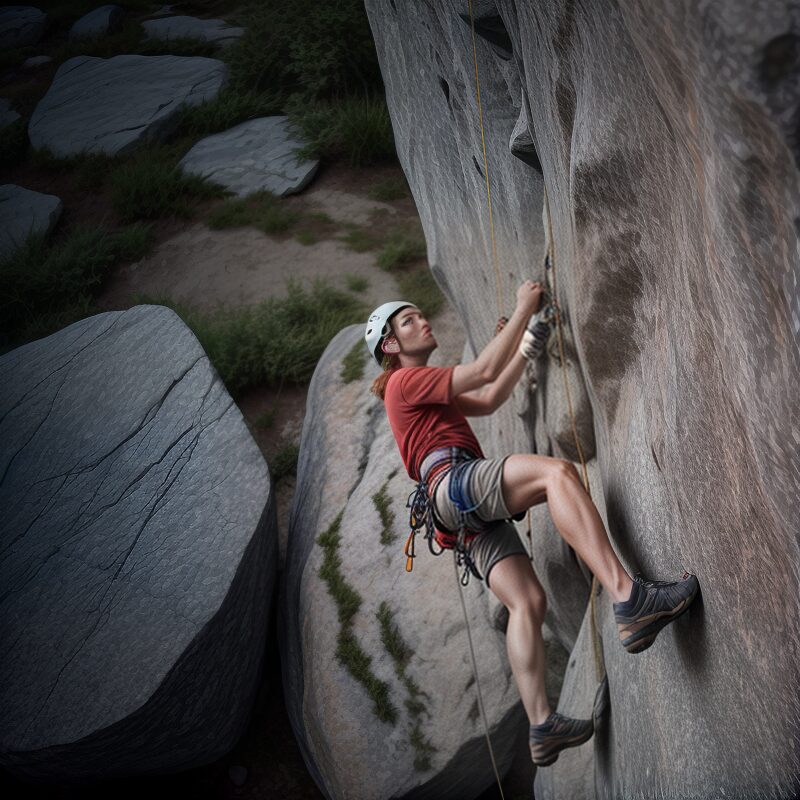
(419, 446, 478, 486)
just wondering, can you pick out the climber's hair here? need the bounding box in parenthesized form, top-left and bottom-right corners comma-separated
(370, 320, 401, 401)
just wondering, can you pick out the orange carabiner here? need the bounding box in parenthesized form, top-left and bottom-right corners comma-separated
(404, 529, 416, 572)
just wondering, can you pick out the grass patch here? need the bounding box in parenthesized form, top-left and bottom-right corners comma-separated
(0, 224, 154, 349)
(340, 339, 366, 383)
(110, 148, 225, 222)
(395, 269, 446, 319)
(294, 230, 317, 246)
(286, 92, 397, 168)
(270, 440, 299, 485)
(376, 229, 426, 271)
(344, 274, 369, 293)
(337, 224, 382, 253)
(253, 408, 277, 429)
(369, 176, 409, 202)
(371, 471, 398, 545)
(206, 191, 300, 235)
(173, 89, 281, 140)
(377, 601, 437, 771)
(129, 278, 367, 397)
(317, 510, 398, 725)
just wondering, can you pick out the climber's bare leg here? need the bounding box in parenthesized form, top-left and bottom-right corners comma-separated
(501, 454, 633, 603)
(488, 554, 551, 725)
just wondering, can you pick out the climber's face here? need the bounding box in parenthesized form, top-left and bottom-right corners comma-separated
(383, 306, 436, 360)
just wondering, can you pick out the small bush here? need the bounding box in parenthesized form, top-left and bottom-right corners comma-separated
(294, 230, 317, 246)
(376, 230, 426, 271)
(340, 339, 366, 383)
(286, 92, 397, 167)
(271, 440, 299, 484)
(110, 151, 225, 222)
(206, 191, 300, 234)
(396, 269, 445, 319)
(0, 224, 154, 347)
(344, 274, 369, 293)
(369, 176, 409, 202)
(174, 90, 280, 139)
(338, 224, 381, 253)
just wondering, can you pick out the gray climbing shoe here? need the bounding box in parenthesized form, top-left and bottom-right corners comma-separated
(529, 711, 594, 766)
(613, 572, 700, 654)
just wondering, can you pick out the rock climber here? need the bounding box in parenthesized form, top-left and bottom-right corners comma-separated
(364, 280, 700, 768)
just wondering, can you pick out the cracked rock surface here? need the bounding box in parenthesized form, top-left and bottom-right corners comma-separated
(28, 55, 228, 157)
(0, 305, 278, 782)
(178, 117, 319, 198)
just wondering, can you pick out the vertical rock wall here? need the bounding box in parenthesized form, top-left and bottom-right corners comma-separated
(365, 1, 800, 798)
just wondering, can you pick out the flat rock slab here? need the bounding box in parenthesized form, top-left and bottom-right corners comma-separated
(0, 6, 47, 49)
(28, 54, 228, 157)
(0, 304, 278, 782)
(0, 184, 62, 259)
(142, 15, 244, 47)
(69, 4, 124, 40)
(179, 117, 319, 197)
(0, 98, 20, 129)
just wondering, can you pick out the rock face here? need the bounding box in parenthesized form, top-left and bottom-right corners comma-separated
(0, 6, 47, 49)
(0, 305, 278, 783)
(363, 2, 800, 799)
(0, 184, 62, 259)
(178, 117, 320, 198)
(0, 98, 20, 129)
(28, 55, 228, 157)
(69, 5, 124, 41)
(279, 325, 528, 800)
(142, 15, 244, 47)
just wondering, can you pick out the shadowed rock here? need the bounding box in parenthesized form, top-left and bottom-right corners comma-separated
(0, 305, 278, 783)
(69, 5, 124, 41)
(363, 2, 800, 798)
(0, 184, 62, 258)
(0, 6, 46, 49)
(178, 117, 319, 198)
(142, 15, 243, 47)
(28, 55, 228, 157)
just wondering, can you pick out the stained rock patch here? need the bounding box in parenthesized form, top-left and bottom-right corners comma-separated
(178, 117, 319, 198)
(0, 304, 278, 782)
(0, 184, 62, 259)
(28, 54, 228, 157)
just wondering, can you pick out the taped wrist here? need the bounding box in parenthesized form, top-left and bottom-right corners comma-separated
(519, 317, 550, 361)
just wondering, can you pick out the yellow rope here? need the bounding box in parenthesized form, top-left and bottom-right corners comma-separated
(543, 187, 606, 683)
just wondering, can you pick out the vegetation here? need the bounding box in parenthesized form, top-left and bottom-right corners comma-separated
(369, 176, 410, 202)
(173, 90, 281, 140)
(0, 119, 28, 167)
(376, 229, 427, 271)
(377, 601, 437, 771)
(206, 191, 300, 235)
(371, 472, 398, 545)
(317, 511, 398, 725)
(344, 274, 369, 293)
(340, 340, 366, 383)
(127, 279, 367, 397)
(0, 225, 153, 349)
(270, 440, 299, 485)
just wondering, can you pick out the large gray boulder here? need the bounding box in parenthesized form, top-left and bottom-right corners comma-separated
(0, 305, 278, 782)
(0, 184, 62, 259)
(0, 98, 20, 129)
(28, 55, 228, 157)
(142, 15, 243, 47)
(0, 5, 46, 49)
(279, 324, 528, 800)
(178, 117, 320, 198)
(363, 2, 800, 799)
(68, 5, 124, 41)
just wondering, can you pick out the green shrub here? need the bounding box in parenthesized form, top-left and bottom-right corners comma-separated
(110, 151, 225, 222)
(396, 269, 445, 319)
(135, 279, 367, 397)
(369, 176, 410, 202)
(344, 274, 369, 293)
(340, 339, 366, 383)
(371, 478, 396, 545)
(174, 90, 281, 139)
(338, 224, 381, 253)
(206, 191, 300, 234)
(271, 440, 299, 484)
(376, 229, 426, 271)
(0, 224, 154, 347)
(286, 92, 396, 167)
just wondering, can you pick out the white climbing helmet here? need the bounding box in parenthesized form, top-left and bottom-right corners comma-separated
(365, 300, 417, 366)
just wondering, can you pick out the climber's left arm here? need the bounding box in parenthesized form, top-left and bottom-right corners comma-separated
(454, 349, 529, 416)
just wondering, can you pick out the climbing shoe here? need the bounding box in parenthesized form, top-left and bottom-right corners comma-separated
(529, 711, 594, 766)
(613, 571, 700, 654)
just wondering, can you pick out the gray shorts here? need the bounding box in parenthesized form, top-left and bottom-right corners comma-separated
(431, 455, 528, 589)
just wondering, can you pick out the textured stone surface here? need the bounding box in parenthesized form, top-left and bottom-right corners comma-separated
(0, 5, 46, 49)
(363, 2, 800, 799)
(0, 98, 20, 129)
(142, 15, 243, 47)
(68, 4, 124, 40)
(178, 117, 319, 198)
(28, 55, 228, 157)
(0, 184, 62, 258)
(279, 324, 527, 800)
(0, 305, 278, 782)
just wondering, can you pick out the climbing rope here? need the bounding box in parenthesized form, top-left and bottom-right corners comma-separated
(463, 7, 606, 795)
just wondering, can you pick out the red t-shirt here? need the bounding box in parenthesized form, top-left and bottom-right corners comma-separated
(384, 365, 484, 482)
